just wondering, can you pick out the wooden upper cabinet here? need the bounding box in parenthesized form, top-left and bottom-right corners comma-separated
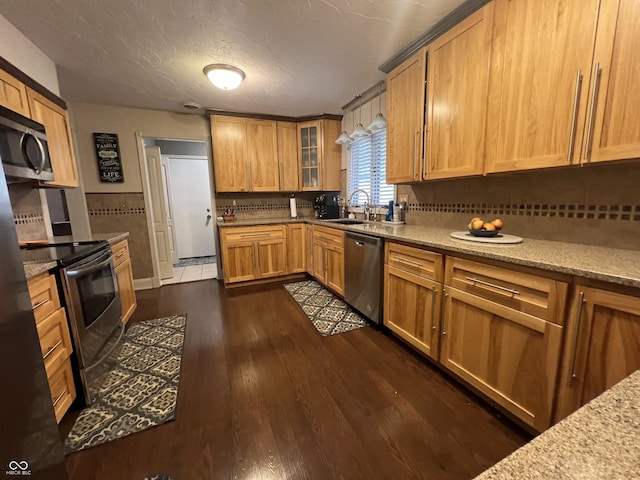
(277, 121, 299, 191)
(425, 3, 493, 180)
(0, 68, 30, 117)
(583, 0, 640, 164)
(27, 87, 79, 187)
(554, 285, 640, 423)
(211, 115, 249, 192)
(246, 119, 279, 192)
(486, 0, 600, 173)
(387, 47, 426, 183)
(297, 120, 341, 191)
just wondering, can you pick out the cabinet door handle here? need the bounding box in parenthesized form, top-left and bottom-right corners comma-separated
(52, 389, 66, 408)
(279, 163, 284, 189)
(430, 286, 437, 332)
(246, 163, 252, 191)
(567, 69, 582, 163)
(412, 130, 418, 180)
(32, 299, 48, 311)
(464, 276, 520, 297)
(43, 340, 62, 360)
(115, 250, 126, 258)
(392, 255, 423, 267)
(568, 291, 586, 384)
(240, 233, 269, 237)
(441, 289, 448, 336)
(422, 127, 428, 179)
(583, 63, 601, 161)
(253, 244, 260, 275)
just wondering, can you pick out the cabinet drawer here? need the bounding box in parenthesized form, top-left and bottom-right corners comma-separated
(385, 242, 443, 281)
(222, 225, 286, 243)
(47, 360, 76, 424)
(312, 225, 344, 248)
(36, 307, 73, 376)
(111, 239, 129, 267)
(445, 257, 568, 324)
(27, 273, 61, 324)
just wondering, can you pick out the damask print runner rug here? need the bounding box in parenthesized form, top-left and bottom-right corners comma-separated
(64, 314, 186, 453)
(284, 280, 368, 336)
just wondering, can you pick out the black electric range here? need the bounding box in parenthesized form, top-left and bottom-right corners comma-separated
(21, 240, 109, 267)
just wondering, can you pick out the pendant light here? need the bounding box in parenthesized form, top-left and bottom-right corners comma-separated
(367, 82, 387, 132)
(335, 130, 352, 145)
(350, 95, 371, 140)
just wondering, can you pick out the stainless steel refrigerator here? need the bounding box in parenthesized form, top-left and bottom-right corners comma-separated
(0, 164, 67, 478)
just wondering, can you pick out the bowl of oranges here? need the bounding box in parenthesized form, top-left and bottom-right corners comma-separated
(467, 217, 503, 237)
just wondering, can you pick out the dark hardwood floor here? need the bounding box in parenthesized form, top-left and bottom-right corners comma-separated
(61, 279, 531, 480)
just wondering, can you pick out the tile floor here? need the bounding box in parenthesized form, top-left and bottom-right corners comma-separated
(162, 263, 218, 285)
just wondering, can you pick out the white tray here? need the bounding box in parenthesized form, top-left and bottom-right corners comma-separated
(450, 231, 523, 244)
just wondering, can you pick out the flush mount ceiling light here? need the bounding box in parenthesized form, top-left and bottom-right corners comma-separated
(203, 64, 246, 90)
(368, 81, 387, 132)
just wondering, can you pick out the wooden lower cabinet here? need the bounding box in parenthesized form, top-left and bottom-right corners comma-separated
(305, 224, 313, 275)
(220, 225, 288, 284)
(384, 264, 442, 360)
(222, 242, 257, 283)
(440, 286, 563, 431)
(554, 285, 640, 422)
(27, 273, 76, 423)
(112, 239, 137, 325)
(256, 239, 287, 278)
(325, 244, 344, 297)
(286, 223, 305, 273)
(310, 226, 344, 296)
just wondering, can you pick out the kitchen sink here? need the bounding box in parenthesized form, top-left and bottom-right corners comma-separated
(328, 219, 365, 225)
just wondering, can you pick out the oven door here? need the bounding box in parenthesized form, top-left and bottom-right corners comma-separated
(63, 247, 122, 369)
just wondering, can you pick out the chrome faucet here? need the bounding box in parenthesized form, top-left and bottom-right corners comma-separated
(347, 189, 374, 221)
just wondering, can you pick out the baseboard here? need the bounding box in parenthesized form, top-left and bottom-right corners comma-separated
(133, 277, 155, 290)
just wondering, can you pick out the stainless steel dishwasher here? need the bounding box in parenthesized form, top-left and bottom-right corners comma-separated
(344, 231, 383, 324)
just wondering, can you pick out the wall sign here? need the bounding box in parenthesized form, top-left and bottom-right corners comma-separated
(93, 133, 124, 183)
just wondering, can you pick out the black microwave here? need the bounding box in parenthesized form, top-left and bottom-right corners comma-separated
(0, 104, 53, 182)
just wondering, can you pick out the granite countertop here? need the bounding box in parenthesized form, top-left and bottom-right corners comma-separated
(217, 218, 640, 288)
(475, 370, 640, 479)
(22, 232, 129, 280)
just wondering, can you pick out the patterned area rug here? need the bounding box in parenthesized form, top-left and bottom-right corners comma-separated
(64, 314, 186, 454)
(284, 280, 368, 336)
(173, 256, 215, 267)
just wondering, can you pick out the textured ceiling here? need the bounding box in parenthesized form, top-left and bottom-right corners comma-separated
(1, 0, 464, 116)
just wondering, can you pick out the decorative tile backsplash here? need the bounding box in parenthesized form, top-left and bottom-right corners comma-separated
(8, 183, 47, 240)
(407, 202, 640, 221)
(215, 193, 316, 219)
(85, 193, 153, 279)
(398, 162, 640, 250)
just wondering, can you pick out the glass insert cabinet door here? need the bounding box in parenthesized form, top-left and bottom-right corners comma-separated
(299, 123, 320, 189)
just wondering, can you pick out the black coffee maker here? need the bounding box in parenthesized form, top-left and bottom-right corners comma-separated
(314, 193, 340, 219)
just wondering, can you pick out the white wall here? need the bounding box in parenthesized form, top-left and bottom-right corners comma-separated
(0, 14, 59, 95)
(70, 103, 210, 193)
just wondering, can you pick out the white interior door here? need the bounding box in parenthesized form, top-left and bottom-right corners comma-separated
(145, 146, 174, 279)
(168, 157, 215, 259)
(161, 156, 179, 264)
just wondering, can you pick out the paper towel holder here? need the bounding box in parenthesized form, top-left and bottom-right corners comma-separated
(289, 194, 298, 219)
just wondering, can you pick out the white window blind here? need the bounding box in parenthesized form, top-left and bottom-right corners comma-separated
(347, 130, 393, 207)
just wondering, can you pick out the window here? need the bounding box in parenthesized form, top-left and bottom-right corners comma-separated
(347, 129, 393, 207)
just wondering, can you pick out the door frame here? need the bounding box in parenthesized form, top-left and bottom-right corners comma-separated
(136, 135, 219, 288)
